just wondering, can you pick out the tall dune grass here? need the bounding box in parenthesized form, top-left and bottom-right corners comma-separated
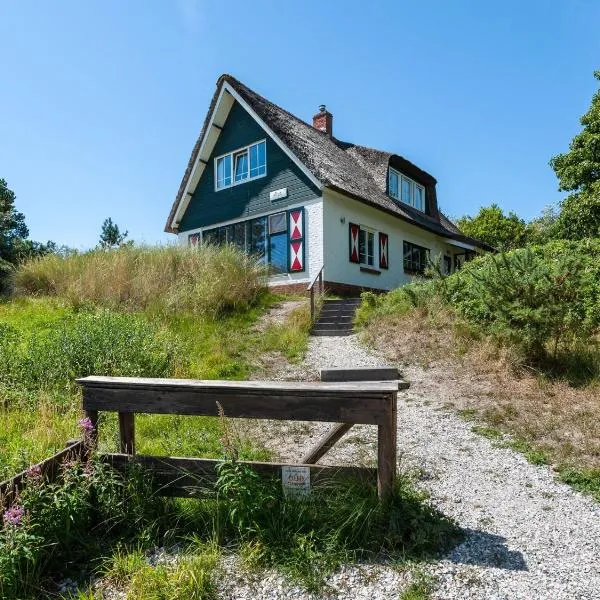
(13, 245, 267, 317)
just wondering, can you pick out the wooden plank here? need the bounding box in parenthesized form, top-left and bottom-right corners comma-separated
(118, 412, 135, 455)
(377, 391, 398, 500)
(77, 376, 398, 393)
(101, 453, 377, 496)
(0, 440, 85, 507)
(301, 423, 354, 464)
(320, 367, 400, 382)
(81, 387, 394, 425)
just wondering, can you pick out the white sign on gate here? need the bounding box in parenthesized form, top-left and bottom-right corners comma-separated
(281, 466, 311, 499)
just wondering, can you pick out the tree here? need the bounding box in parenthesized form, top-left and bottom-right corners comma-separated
(525, 205, 561, 246)
(456, 203, 528, 250)
(550, 70, 600, 240)
(99, 218, 128, 249)
(0, 178, 56, 292)
(0, 178, 29, 265)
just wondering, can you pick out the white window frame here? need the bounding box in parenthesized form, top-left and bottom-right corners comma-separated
(388, 167, 426, 212)
(214, 139, 267, 191)
(358, 225, 376, 267)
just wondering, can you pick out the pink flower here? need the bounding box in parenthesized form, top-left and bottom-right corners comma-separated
(78, 417, 94, 432)
(3, 505, 25, 527)
(26, 464, 42, 480)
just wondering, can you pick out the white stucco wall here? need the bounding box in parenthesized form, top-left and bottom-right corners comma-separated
(177, 198, 323, 288)
(322, 189, 466, 291)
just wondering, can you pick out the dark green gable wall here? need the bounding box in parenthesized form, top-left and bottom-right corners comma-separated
(179, 101, 321, 231)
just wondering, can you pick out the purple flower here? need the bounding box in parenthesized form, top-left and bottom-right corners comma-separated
(78, 417, 94, 432)
(3, 505, 25, 527)
(26, 464, 42, 480)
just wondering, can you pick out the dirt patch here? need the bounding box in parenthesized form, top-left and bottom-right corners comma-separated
(253, 299, 306, 332)
(362, 310, 600, 470)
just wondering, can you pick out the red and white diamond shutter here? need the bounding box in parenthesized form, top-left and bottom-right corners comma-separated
(349, 223, 360, 263)
(288, 208, 305, 272)
(188, 233, 200, 248)
(379, 232, 389, 269)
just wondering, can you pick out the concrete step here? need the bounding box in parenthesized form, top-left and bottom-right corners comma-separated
(311, 329, 354, 337)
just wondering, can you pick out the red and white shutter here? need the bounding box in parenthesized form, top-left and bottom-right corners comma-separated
(189, 233, 200, 248)
(349, 223, 360, 263)
(288, 209, 305, 272)
(379, 232, 389, 269)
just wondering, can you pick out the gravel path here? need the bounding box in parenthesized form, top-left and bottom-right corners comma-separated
(245, 334, 600, 600)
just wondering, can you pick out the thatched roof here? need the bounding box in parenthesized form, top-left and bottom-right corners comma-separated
(165, 74, 490, 250)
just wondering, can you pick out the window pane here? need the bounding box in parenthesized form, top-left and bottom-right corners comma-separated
(234, 151, 248, 183)
(250, 141, 266, 178)
(249, 217, 267, 262)
(233, 222, 246, 250)
(367, 232, 374, 266)
(216, 155, 232, 189)
(217, 227, 227, 245)
(389, 171, 399, 199)
(414, 185, 424, 211)
(268, 212, 287, 234)
(359, 229, 366, 264)
(203, 229, 218, 245)
(401, 177, 411, 204)
(224, 225, 235, 244)
(269, 232, 288, 274)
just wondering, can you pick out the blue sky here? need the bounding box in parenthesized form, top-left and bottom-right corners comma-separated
(1, 0, 598, 249)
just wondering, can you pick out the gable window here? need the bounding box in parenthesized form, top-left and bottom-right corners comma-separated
(389, 167, 425, 212)
(215, 140, 266, 190)
(403, 241, 429, 275)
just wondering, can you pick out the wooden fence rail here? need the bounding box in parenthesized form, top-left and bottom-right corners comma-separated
(77, 375, 399, 499)
(0, 440, 85, 508)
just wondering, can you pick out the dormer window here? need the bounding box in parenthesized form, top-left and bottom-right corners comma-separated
(215, 140, 266, 190)
(388, 167, 425, 212)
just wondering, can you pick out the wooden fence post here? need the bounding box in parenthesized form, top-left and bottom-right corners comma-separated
(118, 412, 135, 455)
(376, 392, 397, 500)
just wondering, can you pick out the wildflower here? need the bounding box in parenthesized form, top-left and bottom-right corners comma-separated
(78, 417, 94, 432)
(3, 505, 25, 527)
(26, 464, 42, 480)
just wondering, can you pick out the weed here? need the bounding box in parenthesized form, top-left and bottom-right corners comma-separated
(471, 426, 503, 440)
(558, 468, 600, 502)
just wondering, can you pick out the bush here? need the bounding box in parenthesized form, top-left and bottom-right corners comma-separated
(13, 244, 267, 317)
(442, 246, 600, 359)
(0, 310, 178, 398)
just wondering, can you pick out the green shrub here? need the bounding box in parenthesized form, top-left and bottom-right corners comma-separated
(13, 244, 267, 317)
(0, 310, 178, 398)
(442, 246, 599, 360)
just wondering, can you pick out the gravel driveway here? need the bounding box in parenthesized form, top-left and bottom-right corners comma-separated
(243, 334, 600, 600)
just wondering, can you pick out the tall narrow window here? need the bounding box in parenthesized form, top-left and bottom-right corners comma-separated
(401, 176, 412, 205)
(414, 184, 425, 211)
(389, 170, 399, 200)
(233, 150, 249, 183)
(216, 154, 232, 190)
(249, 141, 266, 178)
(359, 228, 375, 266)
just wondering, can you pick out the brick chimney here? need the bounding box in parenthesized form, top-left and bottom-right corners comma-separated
(312, 104, 333, 136)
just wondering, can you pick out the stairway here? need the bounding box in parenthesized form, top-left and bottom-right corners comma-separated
(310, 298, 362, 337)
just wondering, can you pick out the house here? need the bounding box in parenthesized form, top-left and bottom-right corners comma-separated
(165, 74, 490, 295)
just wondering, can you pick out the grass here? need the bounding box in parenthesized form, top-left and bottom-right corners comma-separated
(13, 244, 267, 318)
(358, 291, 600, 501)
